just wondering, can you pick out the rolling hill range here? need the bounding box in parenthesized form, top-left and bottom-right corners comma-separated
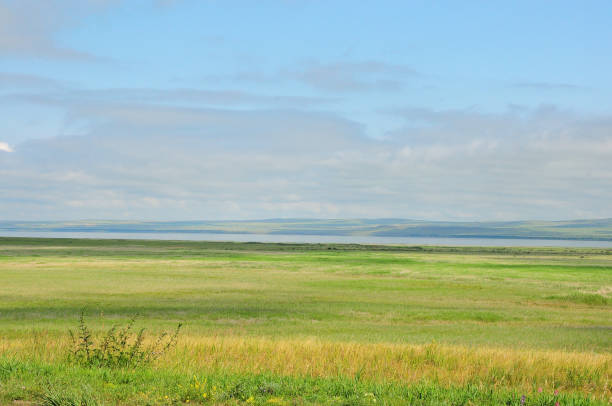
(2, 218, 612, 240)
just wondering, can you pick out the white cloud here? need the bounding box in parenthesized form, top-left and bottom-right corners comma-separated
(0, 0, 119, 60)
(0, 142, 13, 152)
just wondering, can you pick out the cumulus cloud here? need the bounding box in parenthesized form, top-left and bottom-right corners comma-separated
(0, 142, 13, 152)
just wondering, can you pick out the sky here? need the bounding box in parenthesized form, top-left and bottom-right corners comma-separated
(1, 0, 612, 221)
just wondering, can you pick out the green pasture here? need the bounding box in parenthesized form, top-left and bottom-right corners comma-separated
(0, 238, 610, 351)
(0, 237, 610, 405)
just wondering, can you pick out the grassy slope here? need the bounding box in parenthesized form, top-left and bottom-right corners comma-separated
(0, 238, 610, 405)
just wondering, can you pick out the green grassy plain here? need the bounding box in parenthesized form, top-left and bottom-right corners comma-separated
(0, 238, 610, 405)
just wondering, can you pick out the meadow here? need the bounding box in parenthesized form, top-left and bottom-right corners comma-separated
(0, 237, 610, 405)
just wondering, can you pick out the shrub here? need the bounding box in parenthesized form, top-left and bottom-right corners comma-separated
(68, 312, 181, 368)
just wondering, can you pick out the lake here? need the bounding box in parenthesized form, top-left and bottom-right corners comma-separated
(2, 231, 612, 248)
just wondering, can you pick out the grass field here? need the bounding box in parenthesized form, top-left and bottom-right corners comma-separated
(0, 237, 610, 405)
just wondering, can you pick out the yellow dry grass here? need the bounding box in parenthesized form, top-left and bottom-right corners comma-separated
(2, 334, 610, 399)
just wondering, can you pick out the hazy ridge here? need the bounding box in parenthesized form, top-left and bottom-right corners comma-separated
(2, 218, 612, 240)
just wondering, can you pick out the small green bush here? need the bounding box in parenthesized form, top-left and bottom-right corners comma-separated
(68, 312, 181, 368)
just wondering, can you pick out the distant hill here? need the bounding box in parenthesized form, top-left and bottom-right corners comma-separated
(2, 219, 612, 240)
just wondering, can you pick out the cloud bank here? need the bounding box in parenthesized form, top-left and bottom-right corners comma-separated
(2, 96, 611, 220)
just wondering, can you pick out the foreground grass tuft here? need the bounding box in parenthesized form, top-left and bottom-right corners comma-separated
(42, 386, 100, 406)
(68, 312, 181, 368)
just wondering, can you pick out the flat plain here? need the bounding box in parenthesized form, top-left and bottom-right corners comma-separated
(0, 237, 610, 405)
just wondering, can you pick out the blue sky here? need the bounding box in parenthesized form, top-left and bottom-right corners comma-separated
(1, 0, 612, 220)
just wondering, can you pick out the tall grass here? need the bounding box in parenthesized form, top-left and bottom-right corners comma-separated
(2, 335, 610, 399)
(168, 336, 612, 399)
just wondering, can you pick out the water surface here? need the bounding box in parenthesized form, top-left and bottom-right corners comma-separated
(2, 231, 612, 248)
